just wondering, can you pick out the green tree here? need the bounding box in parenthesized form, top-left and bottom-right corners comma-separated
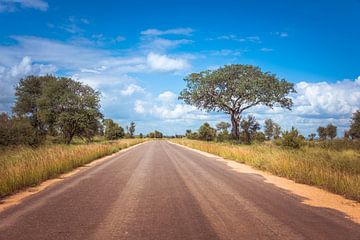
(308, 133, 316, 141)
(281, 127, 302, 149)
(179, 64, 295, 139)
(264, 119, 274, 140)
(104, 119, 124, 140)
(326, 124, 337, 140)
(240, 115, 260, 144)
(273, 123, 281, 139)
(37, 77, 102, 144)
(216, 121, 230, 142)
(349, 111, 360, 139)
(198, 122, 216, 141)
(127, 121, 136, 138)
(0, 113, 43, 146)
(13, 75, 55, 135)
(317, 126, 327, 140)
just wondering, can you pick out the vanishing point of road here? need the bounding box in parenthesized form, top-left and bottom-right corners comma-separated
(1, 141, 360, 239)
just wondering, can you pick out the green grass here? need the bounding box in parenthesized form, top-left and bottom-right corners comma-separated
(171, 139, 360, 201)
(0, 139, 146, 198)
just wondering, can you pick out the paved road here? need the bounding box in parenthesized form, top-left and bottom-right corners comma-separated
(1, 141, 360, 240)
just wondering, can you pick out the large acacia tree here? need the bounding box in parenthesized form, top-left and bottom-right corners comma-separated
(179, 64, 295, 138)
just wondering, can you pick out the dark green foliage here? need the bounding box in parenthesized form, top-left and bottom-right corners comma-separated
(104, 119, 124, 140)
(185, 129, 198, 139)
(240, 115, 260, 144)
(127, 121, 136, 138)
(13, 75, 102, 144)
(280, 127, 303, 149)
(254, 132, 266, 142)
(198, 122, 216, 141)
(0, 113, 43, 146)
(179, 64, 295, 138)
(308, 133, 316, 141)
(326, 124, 337, 140)
(148, 130, 163, 138)
(317, 126, 327, 140)
(216, 121, 230, 142)
(273, 123, 281, 139)
(349, 111, 360, 139)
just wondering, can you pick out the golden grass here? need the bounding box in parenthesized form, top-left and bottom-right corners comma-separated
(0, 139, 146, 198)
(171, 139, 360, 201)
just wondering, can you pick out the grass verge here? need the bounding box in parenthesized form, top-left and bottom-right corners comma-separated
(0, 139, 146, 198)
(171, 139, 360, 201)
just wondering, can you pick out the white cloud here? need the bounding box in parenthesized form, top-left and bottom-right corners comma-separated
(141, 28, 194, 36)
(142, 38, 192, 51)
(134, 100, 146, 113)
(146, 52, 189, 72)
(213, 35, 261, 43)
(0, 56, 56, 111)
(0, 0, 48, 12)
(158, 91, 176, 102)
(260, 47, 274, 52)
(120, 84, 145, 96)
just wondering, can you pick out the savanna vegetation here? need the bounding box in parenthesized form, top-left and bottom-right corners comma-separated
(176, 64, 360, 201)
(0, 75, 147, 197)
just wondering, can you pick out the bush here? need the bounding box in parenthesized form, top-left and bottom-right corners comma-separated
(280, 127, 303, 149)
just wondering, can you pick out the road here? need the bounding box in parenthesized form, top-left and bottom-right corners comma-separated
(0, 141, 359, 240)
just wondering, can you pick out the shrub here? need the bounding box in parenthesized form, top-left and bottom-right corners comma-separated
(280, 127, 303, 149)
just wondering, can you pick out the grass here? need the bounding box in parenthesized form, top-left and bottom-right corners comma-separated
(0, 139, 146, 198)
(171, 139, 360, 201)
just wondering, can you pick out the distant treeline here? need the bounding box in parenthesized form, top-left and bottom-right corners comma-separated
(182, 112, 360, 149)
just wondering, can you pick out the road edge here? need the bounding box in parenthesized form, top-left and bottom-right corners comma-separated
(168, 140, 360, 224)
(0, 141, 149, 213)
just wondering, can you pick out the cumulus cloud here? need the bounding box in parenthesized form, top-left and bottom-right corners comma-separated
(141, 28, 194, 36)
(0, 56, 56, 111)
(120, 84, 145, 96)
(146, 52, 189, 72)
(0, 0, 48, 12)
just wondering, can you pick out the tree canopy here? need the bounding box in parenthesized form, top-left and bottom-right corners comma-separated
(179, 64, 295, 138)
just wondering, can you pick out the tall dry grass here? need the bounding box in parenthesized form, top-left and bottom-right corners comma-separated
(171, 139, 360, 201)
(0, 139, 146, 197)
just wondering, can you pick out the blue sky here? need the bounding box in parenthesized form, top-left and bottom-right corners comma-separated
(0, 0, 360, 136)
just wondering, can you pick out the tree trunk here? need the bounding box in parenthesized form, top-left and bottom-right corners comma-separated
(230, 112, 240, 139)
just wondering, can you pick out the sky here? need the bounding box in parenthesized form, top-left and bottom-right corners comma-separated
(0, 0, 360, 136)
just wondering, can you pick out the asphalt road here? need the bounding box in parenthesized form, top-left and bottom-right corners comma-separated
(1, 140, 360, 240)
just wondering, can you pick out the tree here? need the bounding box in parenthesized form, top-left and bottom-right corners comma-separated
(264, 119, 274, 140)
(240, 115, 260, 144)
(0, 113, 43, 146)
(104, 119, 124, 140)
(179, 64, 295, 139)
(326, 124, 337, 140)
(185, 129, 198, 139)
(198, 122, 216, 141)
(216, 121, 230, 141)
(308, 133, 316, 141)
(38, 77, 102, 144)
(13, 75, 55, 135)
(148, 130, 163, 138)
(281, 127, 302, 149)
(317, 126, 327, 140)
(127, 121, 136, 138)
(273, 123, 281, 139)
(349, 110, 360, 139)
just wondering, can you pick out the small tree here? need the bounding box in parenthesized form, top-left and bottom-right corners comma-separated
(273, 123, 281, 139)
(216, 121, 230, 142)
(308, 133, 316, 141)
(317, 126, 327, 140)
(326, 124, 337, 140)
(349, 110, 360, 139)
(198, 122, 216, 141)
(104, 119, 124, 140)
(127, 121, 136, 138)
(240, 115, 260, 144)
(264, 119, 274, 140)
(281, 127, 302, 149)
(179, 65, 295, 139)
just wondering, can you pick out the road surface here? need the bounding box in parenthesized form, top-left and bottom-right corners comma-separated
(1, 140, 360, 239)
